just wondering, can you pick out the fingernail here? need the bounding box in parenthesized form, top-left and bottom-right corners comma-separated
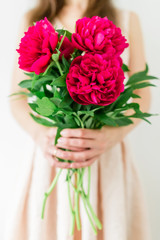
(57, 138, 65, 143)
(61, 130, 68, 136)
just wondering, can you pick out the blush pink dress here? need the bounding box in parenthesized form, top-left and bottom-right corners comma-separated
(4, 10, 151, 240)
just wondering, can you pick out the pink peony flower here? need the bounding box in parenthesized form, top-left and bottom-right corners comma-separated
(17, 17, 58, 75)
(66, 53, 125, 106)
(59, 36, 74, 60)
(72, 16, 129, 58)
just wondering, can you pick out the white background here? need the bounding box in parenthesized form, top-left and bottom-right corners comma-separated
(0, 0, 160, 239)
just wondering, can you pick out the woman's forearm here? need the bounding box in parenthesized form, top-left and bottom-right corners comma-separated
(10, 97, 48, 143)
(121, 87, 151, 138)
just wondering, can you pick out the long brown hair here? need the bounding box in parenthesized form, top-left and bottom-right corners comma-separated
(27, 0, 117, 27)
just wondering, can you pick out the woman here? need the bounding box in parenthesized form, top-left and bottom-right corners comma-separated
(7, 0, 151, 239)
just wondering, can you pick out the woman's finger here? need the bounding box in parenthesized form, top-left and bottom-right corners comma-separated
(57, 137, 100, 149)
(50, 147, 100, 162)
(53, 156, 98, 169)
(60, 128, 102, 139)
(56, 143, 87, 151)
(45, 151, 99, 169)
(53, 158, 72, 169)
(70, 156, 98, 168)
(45, 152, 72, 169)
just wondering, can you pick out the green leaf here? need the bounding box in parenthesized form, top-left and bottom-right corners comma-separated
(74, 117, 81, 127)
(34, 75, 57, 89)
(131, 93, 141, 99)
(77, 110, 94, 117)
(9, 91, 32, 97)
(64, 115, 77, 127)
(36, 97, 57, 116)
(18, 80, 32, 89)
(56, 29, 72, 41)
(72, 102, 82, 111)
(51, 73, 67, 87)
(114, 117, 133, 126)
(132, 82, 156, 90)
(32, 91, 45, 99)
(30, 113, 56, 127)
(126, 64, 158, 86)
(110, 88, 133, 109)
(129, 111, 153, 119)
(29, 103, 38, 112)
(62, 55, 70, 71)
(122, 63, 130, 72)
(51, 97, 62, 107)
(24, 72, 34, 78)
(32, 73, 39, 89)
(95, 112, 117, 127)
(126, 75, 158, 86)
(124, 102, 140, 111)
(128, 64, 149, 82)
(59, 93, 73, 108)
(85, 117, 94, 128)
(54, 89, 61, 98)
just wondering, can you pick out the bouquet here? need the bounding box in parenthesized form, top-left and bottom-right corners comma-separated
(13, 16, 157, 235)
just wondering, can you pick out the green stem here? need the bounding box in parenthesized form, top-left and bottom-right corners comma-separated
(55, 61, 63, 76)
(75, 170, 81, 230)
(73, 113, 84, 128)
(41, 168, 62, 219)
(81, 191, 97, 235)
(77, 168, 85, 189)
(82, 188, 102, 230)
(67, 170, 76, 236)
(70, 212, 76, 236)
(87, 166, 91, 199)
(82, 114, 90, 123)
(58, 31, 66, 50)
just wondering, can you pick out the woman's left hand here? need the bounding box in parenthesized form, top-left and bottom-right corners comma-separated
(48, 126, 125, 169)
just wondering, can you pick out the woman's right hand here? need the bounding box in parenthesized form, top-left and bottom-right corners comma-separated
(36, 127, 86, 168)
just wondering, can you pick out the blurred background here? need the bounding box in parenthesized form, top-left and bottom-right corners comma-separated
(0, 0, 159, 239)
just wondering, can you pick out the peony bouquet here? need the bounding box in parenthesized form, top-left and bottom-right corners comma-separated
(14, 16, 157, 235)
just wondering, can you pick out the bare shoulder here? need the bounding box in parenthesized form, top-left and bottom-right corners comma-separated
(128, 11, 146, 73)
(115, 9, 145, 72)
(115, 8, 141, 29)
(129, 11, 142, 36)
(17, 12, 30, 37)
(129, 11, 140, 23)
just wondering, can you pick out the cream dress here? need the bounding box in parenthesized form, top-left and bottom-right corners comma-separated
(4, 10, 151, 240)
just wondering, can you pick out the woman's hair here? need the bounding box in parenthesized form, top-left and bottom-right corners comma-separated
(27, 0, 117, 26)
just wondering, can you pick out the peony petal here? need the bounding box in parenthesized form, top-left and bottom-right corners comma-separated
(31, 53, 51, 74)
(49, 32, 58, 52)
(94, 32, 105, 46)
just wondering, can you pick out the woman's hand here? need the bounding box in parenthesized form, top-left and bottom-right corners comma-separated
(36, 127, 87, 168)
(50, 126, 126, 169)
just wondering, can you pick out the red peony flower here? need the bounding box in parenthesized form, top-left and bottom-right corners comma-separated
(66, 53, 125, 106)
(72, 16, 129, 58)
(59, 36, 74, 60)
(17, 17, 58, 75)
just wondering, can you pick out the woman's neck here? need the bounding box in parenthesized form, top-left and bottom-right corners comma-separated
(65, 0, 88, 10)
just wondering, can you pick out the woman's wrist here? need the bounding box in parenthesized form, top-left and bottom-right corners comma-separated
(32, 125, 49, 145)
